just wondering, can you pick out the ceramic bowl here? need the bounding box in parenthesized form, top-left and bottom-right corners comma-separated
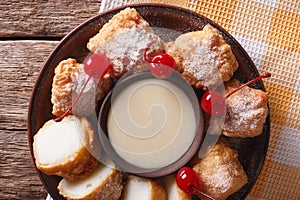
(98, 71, 204, 177)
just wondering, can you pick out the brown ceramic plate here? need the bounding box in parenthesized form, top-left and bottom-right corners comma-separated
(28, 4, 270, 200)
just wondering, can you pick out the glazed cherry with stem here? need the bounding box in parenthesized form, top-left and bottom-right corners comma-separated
(54, 53, 111, 122)
(201, 72, 271, 115)
(144, 41, 176, 79)
(176, 167, 216, 200)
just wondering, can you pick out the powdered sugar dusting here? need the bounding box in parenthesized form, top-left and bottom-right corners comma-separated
(73, 67, 96, 94)
(94, 27, 165, 75)
(166, 24, 238, 89)
(173, 32, 223, 89)
(223, 80, 268, 137)
(185, 44, 220, 84)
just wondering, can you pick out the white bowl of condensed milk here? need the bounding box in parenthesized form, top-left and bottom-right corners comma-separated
(98, 71, 204, 177)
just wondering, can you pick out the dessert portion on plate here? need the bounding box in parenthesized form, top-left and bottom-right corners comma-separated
(192, 142, 248, 200)
(33, 115, 98, 181)
(32, 7, 269, 200)
(166, 24, 238, 90)
(87, 7, 165, 78)
(121, 175, 167, 200)
(58, 164, 123, 200)
(51, 58, 112, 117)
(223, 79, 268, 138)
(161, 174, 192, 200)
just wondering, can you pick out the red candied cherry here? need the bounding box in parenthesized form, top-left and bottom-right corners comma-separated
(144, 41, 176, 79)
(54, 53, 111, 122)
(200, 91, 226, 116)
(84, 53, 111, 78)
(176, 167, 216, 200)
(201, 72, 271, 115)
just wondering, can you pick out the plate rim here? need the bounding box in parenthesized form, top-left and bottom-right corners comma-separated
(27, 3, 270, 200)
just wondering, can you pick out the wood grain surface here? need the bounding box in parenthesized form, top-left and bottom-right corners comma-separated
(0, 1, 101, 37)
(0, 1, 101, 199)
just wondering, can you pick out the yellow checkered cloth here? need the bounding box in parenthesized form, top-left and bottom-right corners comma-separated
(99, 0, 300, 199)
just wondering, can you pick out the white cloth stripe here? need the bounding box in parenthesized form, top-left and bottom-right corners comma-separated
(99, 0, 130, 12)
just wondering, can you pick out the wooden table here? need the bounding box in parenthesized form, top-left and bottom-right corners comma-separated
(0, 1, 101, 199)
(2, 1, 299, 200)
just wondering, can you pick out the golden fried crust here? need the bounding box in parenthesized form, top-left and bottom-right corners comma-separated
(193, 142, 248, 200)
(94, 169, 123, 200)
(166, 24, 238, 89)
(58, 166, 123, 200)
(176, 187, 192, 200)
(160, 174, 192, 200)
(38, 145, 98, 181)
(51, 58, 81, 116)
(223, 79, 268, 138)
(51, 58, 112, 117)
(34, 116, 98, 181)
(87, 7, 150, 52)
(122, 175, 167, 200)
(149, 179, 168, 200)
(87, 8, 165, 78)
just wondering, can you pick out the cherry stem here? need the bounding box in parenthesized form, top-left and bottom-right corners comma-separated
(191, 186, 216, 200)
(54, 75, 92, 122)
(143, 40, 155, 63)
(225, 72, 271, 99)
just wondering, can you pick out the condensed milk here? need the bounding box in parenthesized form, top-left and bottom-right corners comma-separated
(107, 77, 197, 169)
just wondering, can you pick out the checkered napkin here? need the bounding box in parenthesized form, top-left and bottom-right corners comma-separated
(99, 1, 300, 200)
